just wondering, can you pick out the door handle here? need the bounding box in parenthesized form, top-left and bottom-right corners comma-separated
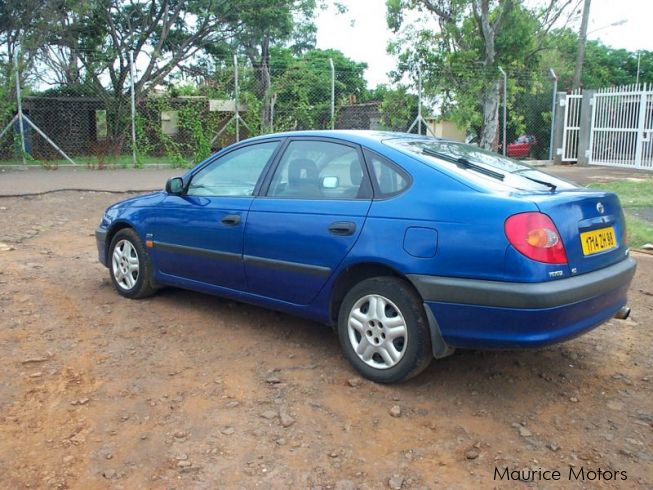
(328, 221, 356, 236)
(221, 214, 241, 226)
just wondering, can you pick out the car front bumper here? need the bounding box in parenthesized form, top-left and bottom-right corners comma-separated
(96, 227, 108, 267)
(408, 256, 637, 349)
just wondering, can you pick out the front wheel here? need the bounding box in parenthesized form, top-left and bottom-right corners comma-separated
(108, 228, 157, 299)
(337, 277, 432, 383)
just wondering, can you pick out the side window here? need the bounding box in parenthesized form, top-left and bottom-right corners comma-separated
(364, 150, 410, 197)
(187, 142, 278, 197)
(267, 140, 371, 199)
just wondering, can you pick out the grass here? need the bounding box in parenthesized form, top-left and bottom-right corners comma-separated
(588, 179, 653, 208)
(0, 154, 183, 168)
(588, 178, 653, 248)
(623, 215, 653, 249)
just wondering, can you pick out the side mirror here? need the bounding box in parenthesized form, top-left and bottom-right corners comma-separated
(321, 176, 339, 189)
(165, 177, 185, 195)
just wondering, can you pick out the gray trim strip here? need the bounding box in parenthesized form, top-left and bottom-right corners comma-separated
(244, 255, 331, 278)
(153, 241, 241, 263)
(151, 241, 331, 277)
(408, 257, 636, 309)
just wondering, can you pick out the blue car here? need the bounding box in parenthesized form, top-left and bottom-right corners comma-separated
(96, 131, 636, 383)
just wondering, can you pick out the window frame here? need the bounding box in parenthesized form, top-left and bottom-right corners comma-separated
(259, 137, 374, 201)
(184, 139, 284, 198)
(362, 148, 413, 200)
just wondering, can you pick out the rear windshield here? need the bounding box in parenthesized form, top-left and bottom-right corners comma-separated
(386, 138, 578, 192)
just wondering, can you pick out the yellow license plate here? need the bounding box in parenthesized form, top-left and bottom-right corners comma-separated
(580, 227, 617, 256)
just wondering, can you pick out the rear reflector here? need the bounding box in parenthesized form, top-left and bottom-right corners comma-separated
(505, 212, 568, 264)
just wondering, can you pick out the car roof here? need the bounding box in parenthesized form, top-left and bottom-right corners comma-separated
(244, 130, 437, 147)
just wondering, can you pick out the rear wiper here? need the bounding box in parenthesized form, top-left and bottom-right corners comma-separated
(522, 175, 557, 192)
(511, 168, 557, 191)
(422, 148, 504, 181)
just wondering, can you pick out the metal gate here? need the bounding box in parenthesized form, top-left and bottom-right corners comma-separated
(560, 89, 583, 161)
(588, 84, 653, 169)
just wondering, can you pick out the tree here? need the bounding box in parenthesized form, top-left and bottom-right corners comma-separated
(572, 0, 591, 89)
(366, 85, 419, 131)
(266, 47, 367, 130)
(386, 0, 579, 149)
(543, 28, 653, 89)
(232, 0, 318, 133)
(35, 0, 278, 149)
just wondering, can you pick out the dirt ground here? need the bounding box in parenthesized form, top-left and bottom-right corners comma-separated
(0, 190, 651, 489)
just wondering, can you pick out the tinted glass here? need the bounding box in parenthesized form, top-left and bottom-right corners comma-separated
(187, 142, 278, 196)
(364, 150, 409, 196)
(268, 140, 370, 199)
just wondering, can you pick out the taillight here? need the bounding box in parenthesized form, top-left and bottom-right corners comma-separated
(505, 212, 568, 264)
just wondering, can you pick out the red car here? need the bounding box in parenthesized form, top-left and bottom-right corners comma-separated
(507, 134, 537, 158)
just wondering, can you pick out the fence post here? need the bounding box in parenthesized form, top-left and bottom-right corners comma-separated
(498, 66, 507, 156)
(576, 89, 595, 166)
(14, 51, 26, 165)
(329, 58, 335, 130)
(270, 93, 277, 133)
(417, 67, 422, 135)
(552, 92, 566, 165)
(549, 69, 558, 161)
(234, 54, 239, 142)
(129, 51, 137, 166)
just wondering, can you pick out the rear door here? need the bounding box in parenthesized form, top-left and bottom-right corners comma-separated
(244, 138, 373, 304)
(149, 141, 280, 290)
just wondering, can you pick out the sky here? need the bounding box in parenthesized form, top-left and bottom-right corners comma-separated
(314, 0, 653, 88)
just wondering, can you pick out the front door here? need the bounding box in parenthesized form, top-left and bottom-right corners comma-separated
(244, 139, 373, 304)
(149, 141, 280, 290)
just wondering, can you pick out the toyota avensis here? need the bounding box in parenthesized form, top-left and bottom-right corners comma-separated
(96, 131, 636, 383)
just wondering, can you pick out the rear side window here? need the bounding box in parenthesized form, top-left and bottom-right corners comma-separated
(364, 150, 409, 197)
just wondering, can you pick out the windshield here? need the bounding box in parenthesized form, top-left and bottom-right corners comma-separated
(386, 138, 578, 192)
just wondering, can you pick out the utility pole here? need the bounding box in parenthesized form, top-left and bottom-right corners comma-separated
(572, 0, 591, 90)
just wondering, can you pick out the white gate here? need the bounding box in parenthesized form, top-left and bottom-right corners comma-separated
(588, 84, 653, 169)
(560, 89, 583, 162)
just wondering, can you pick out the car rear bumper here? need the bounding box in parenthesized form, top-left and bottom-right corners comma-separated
(408, 256, 636, 349)
(96, 227, 108, 267)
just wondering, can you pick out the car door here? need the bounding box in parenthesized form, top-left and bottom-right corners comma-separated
(149, 140, 280, 290)
(244, 138, 373, 304)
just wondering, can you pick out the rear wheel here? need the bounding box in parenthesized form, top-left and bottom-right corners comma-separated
(109, 228, 157, 299)
(337, 277, 432, 383)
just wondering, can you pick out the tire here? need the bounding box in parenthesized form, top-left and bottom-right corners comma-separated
(337, 277, 432, 383)
(108, 228, 157, 299)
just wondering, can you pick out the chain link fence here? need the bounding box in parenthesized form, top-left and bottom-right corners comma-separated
(0, 52, 558, 168)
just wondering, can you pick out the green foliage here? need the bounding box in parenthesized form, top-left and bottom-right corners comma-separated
(267, 47, 367, 130)
(588, 179, 653, 208)
(386, 1, 581, 150)
(36, 83, 100, 98)
(133, 113, 154, 168)
(386, 1, 547, 145)
(543, 28, 653, 90)
(371, 85, 419, 131)
(177, 105, 214, 164)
